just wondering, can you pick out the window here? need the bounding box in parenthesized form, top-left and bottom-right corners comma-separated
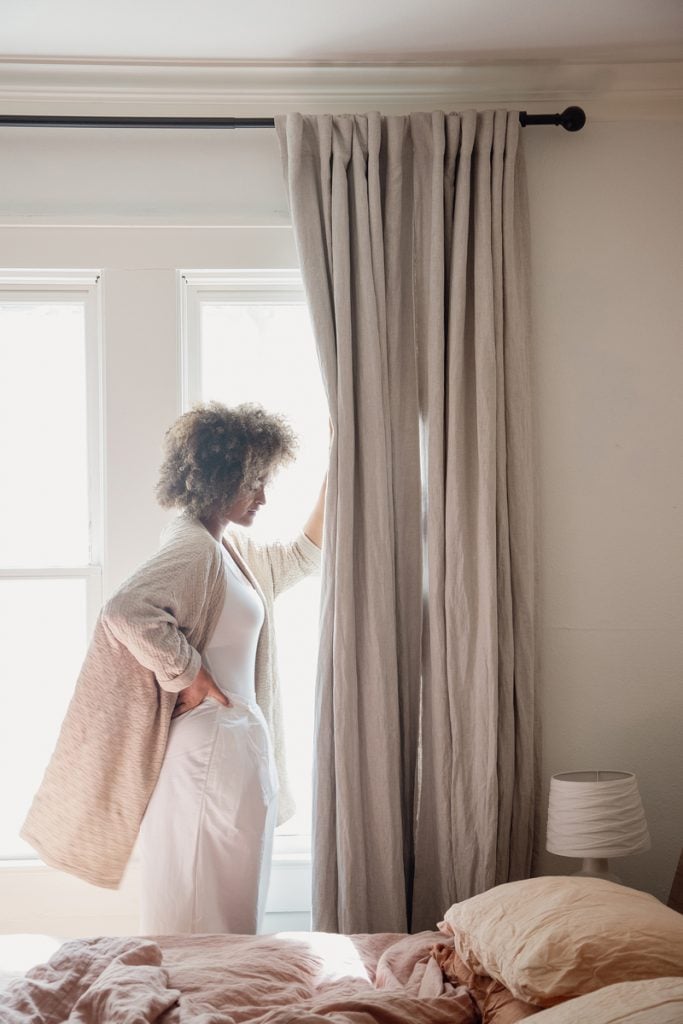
(181, 270, 328, 844)
(0, 271, 102, 859)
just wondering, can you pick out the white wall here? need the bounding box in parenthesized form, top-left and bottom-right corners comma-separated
(0, 76, 681, 932)
(525, 120, 683, 898)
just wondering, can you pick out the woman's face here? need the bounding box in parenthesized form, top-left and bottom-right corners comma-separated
(224, 478, 267, 527)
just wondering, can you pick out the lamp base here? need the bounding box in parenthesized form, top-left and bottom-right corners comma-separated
(574, 857, 622, 883)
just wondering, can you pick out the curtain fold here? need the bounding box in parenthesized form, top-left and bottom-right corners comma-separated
(276, 110, 537, 934)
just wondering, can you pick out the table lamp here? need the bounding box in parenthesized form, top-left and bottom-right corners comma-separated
(546, 770, 650, 882)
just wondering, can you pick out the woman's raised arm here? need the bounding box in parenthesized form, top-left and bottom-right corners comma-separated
(303, 474, 327, 549)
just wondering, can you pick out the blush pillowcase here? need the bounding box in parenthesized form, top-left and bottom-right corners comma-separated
(529, 977, 683, 1023)
(439, 876, 683, 1007)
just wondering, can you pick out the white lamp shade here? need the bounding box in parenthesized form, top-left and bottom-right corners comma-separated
(546, 770, 651, 859)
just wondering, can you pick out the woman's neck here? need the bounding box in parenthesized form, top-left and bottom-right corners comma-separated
(199, 512, 229, 541)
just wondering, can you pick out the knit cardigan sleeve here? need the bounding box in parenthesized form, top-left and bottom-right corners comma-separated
(231, 529, 321, 598)
(101, 530, 222, 692)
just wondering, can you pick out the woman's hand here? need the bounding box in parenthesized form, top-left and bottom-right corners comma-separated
(172, 665, 231, 719)
(303, 475, 327, 550)
(301, 417, 331, 549)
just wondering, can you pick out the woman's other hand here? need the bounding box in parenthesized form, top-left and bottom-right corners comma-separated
(172, 665, 231, 718)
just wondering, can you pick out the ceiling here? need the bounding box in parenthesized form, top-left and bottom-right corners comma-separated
(3, 0, 683, 64)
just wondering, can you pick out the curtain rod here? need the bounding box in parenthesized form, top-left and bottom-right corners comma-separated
(0, 106, 586, 131)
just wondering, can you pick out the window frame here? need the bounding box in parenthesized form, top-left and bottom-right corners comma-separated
(0, 271, 104, 861)
(179, 268, 316, 863)
(179, 268, 308, 412)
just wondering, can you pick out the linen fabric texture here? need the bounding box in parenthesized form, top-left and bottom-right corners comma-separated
(276, 110, 536, 933)
(20, 512, 321, 889)
(529, 977, 683, 1024)
(440, 875, 683, 1006)
(138, 544, 277, 934)
(138, 692, 279, 934)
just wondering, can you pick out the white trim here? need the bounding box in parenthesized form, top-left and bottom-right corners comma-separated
(0, 269, 101, 286)
(176, 269, 190, 416)
(0, 58, 681, 121)
(178, 271, 200, 411)
(0, 287, 96, 304)
(85, 278, 104, 577)
(0, 567, 102, 578)
(0, 848, 309, 870)
(0, 224, 297, 232)
(182, 269, 305, 293)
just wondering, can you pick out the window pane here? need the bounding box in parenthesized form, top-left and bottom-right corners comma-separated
(0, 579, 87, 858)
(0, 302, 89, 567)
(201, 302, 328, 835)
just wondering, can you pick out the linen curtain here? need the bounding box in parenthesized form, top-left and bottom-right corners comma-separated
(276, 110, 537, 934)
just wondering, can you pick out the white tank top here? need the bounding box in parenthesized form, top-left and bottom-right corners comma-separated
(203, 543, 265, 704)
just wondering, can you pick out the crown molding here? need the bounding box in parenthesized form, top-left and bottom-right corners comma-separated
(0, 58, 681, 121)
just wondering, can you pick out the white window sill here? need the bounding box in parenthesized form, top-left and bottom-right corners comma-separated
(0, 847, 312, 872)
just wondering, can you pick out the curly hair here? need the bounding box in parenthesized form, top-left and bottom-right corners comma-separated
(155, 402, 298, 520)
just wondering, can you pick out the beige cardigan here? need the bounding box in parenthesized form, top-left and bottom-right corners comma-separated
(20, 512, 321, 889)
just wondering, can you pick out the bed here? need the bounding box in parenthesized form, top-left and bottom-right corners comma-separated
(2, 875, 682, 1023)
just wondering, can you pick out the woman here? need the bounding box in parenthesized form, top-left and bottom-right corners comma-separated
(21, 401, 325, 935)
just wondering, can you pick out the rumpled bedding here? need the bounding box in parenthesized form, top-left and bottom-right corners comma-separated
(431, 942, 539, 1023)
(0, 937, 177, 1024)
(0, 931, 486, 1024)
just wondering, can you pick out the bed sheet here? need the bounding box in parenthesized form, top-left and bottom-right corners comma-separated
(0, 929, 538, 1024)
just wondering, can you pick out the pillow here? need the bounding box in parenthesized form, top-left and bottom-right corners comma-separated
(432, 942, 539, 1023)
(528, 976, 683, 1023)
(440, 876, 683, 1007)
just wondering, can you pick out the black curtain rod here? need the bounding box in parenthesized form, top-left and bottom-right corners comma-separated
(0, 106, 586, 131)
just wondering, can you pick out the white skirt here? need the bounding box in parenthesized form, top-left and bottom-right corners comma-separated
(138, 692, 278, 934)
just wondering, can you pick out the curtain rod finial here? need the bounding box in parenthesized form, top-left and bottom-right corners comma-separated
(561, 106, 587, 132)
(519, 107, 586, 131)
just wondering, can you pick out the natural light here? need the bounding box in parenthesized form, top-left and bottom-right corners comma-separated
(198, 299, 328, 837)
(0, 300, 92, 858)
(1, 289, 327, 857)
(0, 303, 89, 567)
